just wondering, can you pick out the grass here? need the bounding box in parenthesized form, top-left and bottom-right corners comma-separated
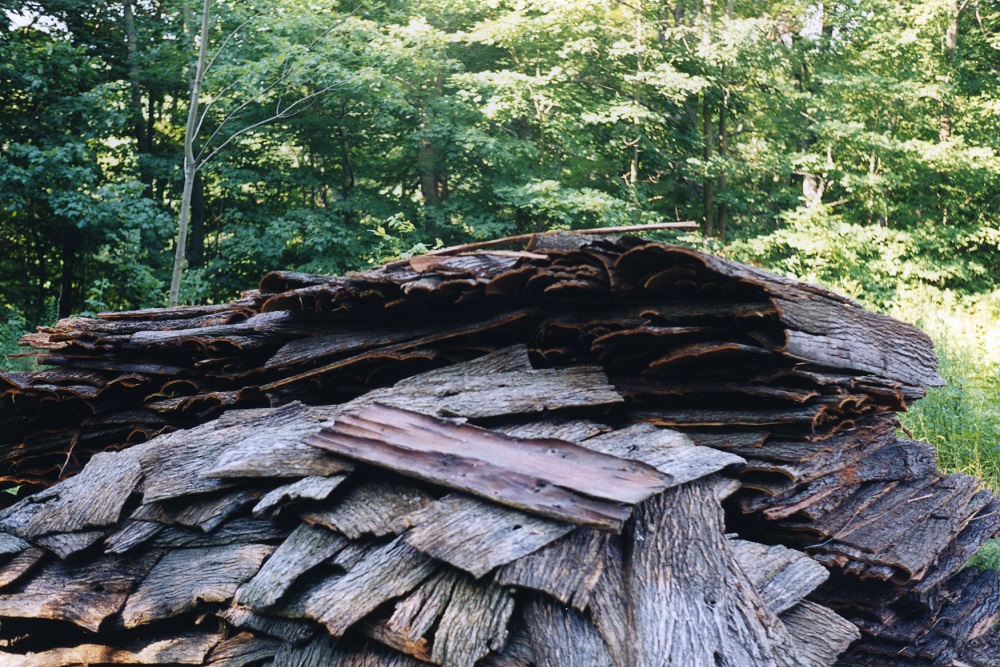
(890, 288, 1000, 570)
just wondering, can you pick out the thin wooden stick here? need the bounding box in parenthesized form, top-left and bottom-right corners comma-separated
(423, 222, 698, 256)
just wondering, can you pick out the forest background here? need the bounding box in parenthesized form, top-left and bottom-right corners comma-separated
(1, 0, 999, 543)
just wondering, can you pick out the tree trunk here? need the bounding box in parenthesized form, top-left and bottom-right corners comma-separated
(939, 0, 959, 142)
(58, 240, 76, 319)
(702, 92, 715, 237)
(169, 0, 211, 307)
(189, 170, 206, 270)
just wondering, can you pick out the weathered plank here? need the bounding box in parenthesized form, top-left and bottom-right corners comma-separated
(308, 407, 641, 530)
(0, 531, 30, 555)
(33, 529, 106, 558)
(0, 631, 222, 667)
(478, 623, 534, 667)
(334, 405, 668, 504)
(271, 634, 341, 667)
(730, 539, 829, 615)
(138, 402, 337, 502)
(303, 536, 435, 636)
(150, 517, 289, 549)
(0, 550, 162, 631)
(104, 520, 164, 554)
(578, 423, 744, 486)
(525, 595, 615, 667)
(252, 475, 348, 517)
(121, 544, 274, 628)
(401, 495, 574, 578)
(206, 631, 284, 667)
(0, 547, 45, 588)
(206, 445, 354, 479)
(236, 523, 349, 609)
(217, 606, 316, 645)
(780, 601, 860, 667)
(386, 571, 460, 645)
(302, 480, 434, 539)
(431, 573, 515, 667)
(0, 449, 142, 537)
(495, 528, 607, 609)
(587, 535, 628, 667)
(625, 479, 803, 667)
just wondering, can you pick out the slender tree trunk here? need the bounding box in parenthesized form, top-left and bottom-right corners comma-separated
(189, 170, 206, 269)
(169, 0, 211, 307)
(58, 241, 76, 319)
(702, 92, 715, 236)
(939, 0, 959, 142)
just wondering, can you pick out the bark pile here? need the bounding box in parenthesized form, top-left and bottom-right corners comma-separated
(0, 233, 996, 666)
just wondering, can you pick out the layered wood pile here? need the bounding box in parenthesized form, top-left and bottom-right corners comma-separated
(0, 233, 997, 666)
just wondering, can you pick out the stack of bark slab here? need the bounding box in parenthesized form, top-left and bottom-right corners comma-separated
(0, 233, 997, 666)
(0, 346, 858, 667)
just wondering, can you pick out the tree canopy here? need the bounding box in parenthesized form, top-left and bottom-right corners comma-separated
(1, 0, 999, 326)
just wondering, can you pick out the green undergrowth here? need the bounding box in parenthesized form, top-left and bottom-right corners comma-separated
(890, 288, 1000, 570)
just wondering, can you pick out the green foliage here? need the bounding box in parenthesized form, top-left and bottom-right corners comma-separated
(0, 305, 34, 373)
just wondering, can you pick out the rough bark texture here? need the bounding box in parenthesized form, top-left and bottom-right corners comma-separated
(0, 233, 992, 667)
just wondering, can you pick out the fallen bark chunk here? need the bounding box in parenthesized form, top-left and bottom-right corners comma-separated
(0, 550, 162, 631)
(121, 544, 273, 628)
(495, 528, 608, 609)
(0, 631, 222, 667)
(430, 573, 514, 667)
(780, 601, 860, 667)
(0, 450, 142, 538)
(401, 494, 573, 578)
(309, 406, 648, 530)
(302, 480, 434, 539)
(206, 631, 284, 667)
(236, 523, 348, 608)
(525, 595, 615, 667)
(625, 479, 805, 667)
(303, 536, 435, 636)
(252, 474, 348, 517)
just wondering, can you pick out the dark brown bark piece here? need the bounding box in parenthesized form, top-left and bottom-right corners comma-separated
(0, 550, 161, 631)
(34, 529, 106, 558)
(495, 528, 608, 609)
(401, 494, 574, 578)
(121, 544, 273, 628)
(303, 536, 435, 636)
(525, 595, 614, 667)
(308, 406, 648, 530)
(302, 480, 434, 539)
(237, 523, 349, 608)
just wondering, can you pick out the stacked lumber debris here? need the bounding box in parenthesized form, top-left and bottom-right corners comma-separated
(0, 346, 860, 667)
(0, 233, 997, 666)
